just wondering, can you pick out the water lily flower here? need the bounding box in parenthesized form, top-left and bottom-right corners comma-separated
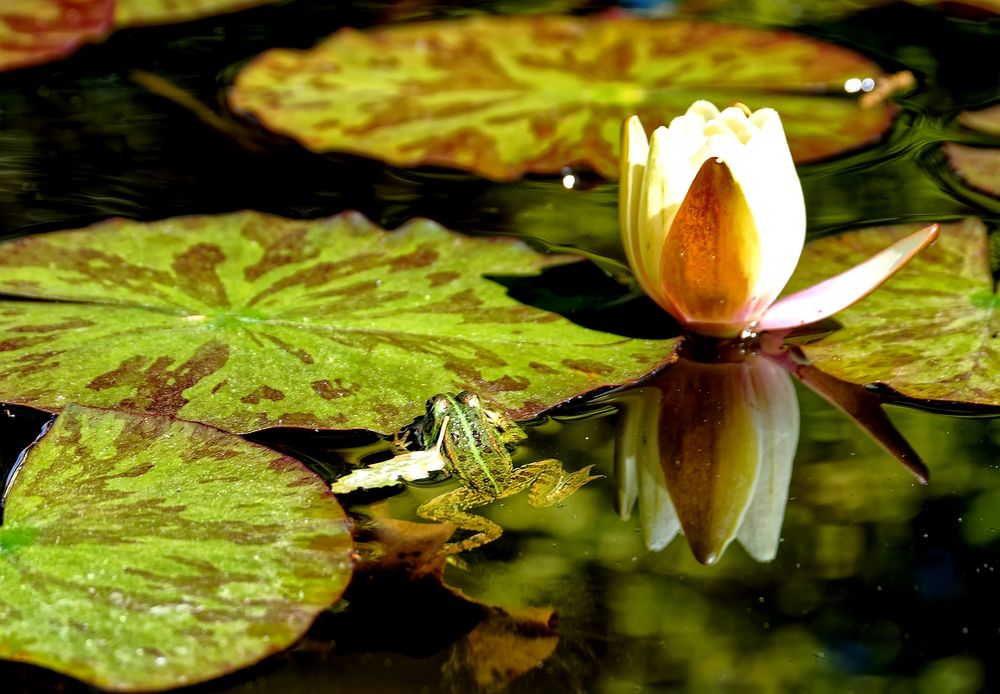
(620, 101, 939, 338)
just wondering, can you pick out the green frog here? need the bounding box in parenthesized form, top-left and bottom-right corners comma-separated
(415, 391, 599, 555)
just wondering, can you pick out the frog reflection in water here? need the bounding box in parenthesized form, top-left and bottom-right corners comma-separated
(412, 392, 599, 555)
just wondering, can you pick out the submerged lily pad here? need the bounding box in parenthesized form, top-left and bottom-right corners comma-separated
(115, 0, 283, 27)
(0, 211, 672, 434)
(958, 103, 1000, 136)
(229, 15, 894, 181)
(0, 0, 113, 72)
(944, 143, 1000, 197)
(788, 218, 1000, 406)
(0, 404, 351, 691)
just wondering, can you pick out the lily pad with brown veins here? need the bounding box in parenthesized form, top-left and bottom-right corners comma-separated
(0, 211, 674, 434)
(788, 218, 1000, 406)
(115, 0, 284, 27)
(229, 14, 896, 181)
(0, 0, 113, 72)
(0, 405, 352, 691)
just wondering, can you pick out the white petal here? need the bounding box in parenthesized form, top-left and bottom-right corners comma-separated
(603, 386, 681, 551)
(736, 357, 798, 562)
(638, 127, 681, 291)
(638, 454, 682, 552)
(619, 116, 658, 299)
(725, 109, 806, 322)
(687, 100, 720, 121)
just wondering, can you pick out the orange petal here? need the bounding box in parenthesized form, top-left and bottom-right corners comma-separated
(660, 158, 761, 335)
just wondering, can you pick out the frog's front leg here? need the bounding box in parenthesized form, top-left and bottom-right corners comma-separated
(417, 487, 504, 555)
(511, 459, 601, 508)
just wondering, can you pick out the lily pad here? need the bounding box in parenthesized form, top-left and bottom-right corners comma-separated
(229, 15, 895, 181)
(0, 0, 113, 72)
(944, 143, 1000, 197)
(0, 211, 673, 434)
(0, 404, 352, 691)
(958, 103, 1000, 136)
(115, 0, 283, 27)
(787, 218, 1000, 406)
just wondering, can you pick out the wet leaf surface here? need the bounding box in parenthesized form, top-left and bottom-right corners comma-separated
(0, 211, 673, 434)
(229, 15, 894, 181)
(114, 0, 283, 27)
(0, 404, 352, 691)
(0, 0, 113, 72)
(787, 218, 1000, 406)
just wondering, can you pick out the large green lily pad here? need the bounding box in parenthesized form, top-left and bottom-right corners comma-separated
(0, 211, 673, 434)
(229, 15, 895, 181)
(115, 0, 283, 27)
(788, 218, 1000, 406)
(0, 404, 352, 691)
(0, 0, 113, 72)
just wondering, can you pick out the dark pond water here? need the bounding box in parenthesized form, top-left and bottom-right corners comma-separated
(1, 0, 999, 692)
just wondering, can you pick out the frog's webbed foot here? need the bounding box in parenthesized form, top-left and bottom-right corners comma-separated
(416, 487, 502, 555)
(391, 428, 412, 454)
(513, 460, 601, 508)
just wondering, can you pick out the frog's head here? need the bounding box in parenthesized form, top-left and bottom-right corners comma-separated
(427, 393, 453, 419)
(419, 392, 461, 447)
(456, 391, 481, 409)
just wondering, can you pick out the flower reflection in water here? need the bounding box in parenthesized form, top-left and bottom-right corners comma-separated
(602, 337, 926, 565)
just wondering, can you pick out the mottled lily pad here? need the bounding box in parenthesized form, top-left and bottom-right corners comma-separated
(0, 0, 113, 72)
(681, 0, 1000, 24)
(0, 404, 352, 691)
(958, 103, 1000, 136)
(944, 143, 1000, 197)
(229, 15, 894, 181)
(115, 0, 283, 27)
(0, 211, 673, 434)
(787, 218, 1000, 406)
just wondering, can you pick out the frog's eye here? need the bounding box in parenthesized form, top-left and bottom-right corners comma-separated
(429, 395, 451, 416)
(457, 391, 481, 408)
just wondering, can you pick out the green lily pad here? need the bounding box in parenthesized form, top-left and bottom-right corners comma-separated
(0, 404, 352, 691)
(944, 143, 1000, 197)
(115, 0, 283, 27)
(0, 0, 113, 72)
(0, 211, 673, 434)
(228, 15, 895, 182)
(787, 218, 1000, 406)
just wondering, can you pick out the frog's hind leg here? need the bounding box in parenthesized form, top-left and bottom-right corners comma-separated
(514, 459, 601, 508)
(417, 487, 503, 555)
